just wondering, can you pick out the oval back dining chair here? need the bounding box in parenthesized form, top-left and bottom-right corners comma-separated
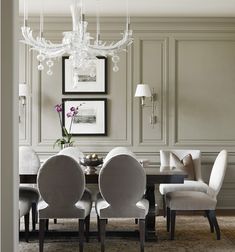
(59, 146, 84, 164)
(19, 146, 40, 230)
(103, 146, 137, 165)
(37, 155, 92, 252)
(96, 154, 149, 252)
(19, 146, 41, 174)
(166, 150, 228, 240)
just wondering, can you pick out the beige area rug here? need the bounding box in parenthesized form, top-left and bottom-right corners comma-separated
(19, 216, 235, 252)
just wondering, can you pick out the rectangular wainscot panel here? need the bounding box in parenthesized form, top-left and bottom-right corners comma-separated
(134, 38, 168, 147)
(175, 38, 235, 146)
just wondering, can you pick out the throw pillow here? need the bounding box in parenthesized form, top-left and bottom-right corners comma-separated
(170, 152, 196, 180)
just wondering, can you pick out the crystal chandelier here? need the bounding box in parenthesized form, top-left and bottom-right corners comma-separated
(21, 0, 133, 85)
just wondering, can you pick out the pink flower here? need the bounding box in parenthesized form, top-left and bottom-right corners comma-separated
(70, 107, 76, 112)
(55, 104, 62, 113)
(66, 112, 73, 118)
(73, 110, 78, 115)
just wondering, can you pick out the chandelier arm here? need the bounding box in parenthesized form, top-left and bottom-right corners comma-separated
(29, 47, 67, 58)
(88, 33, 133, 53)
(21, 27, 69, 58)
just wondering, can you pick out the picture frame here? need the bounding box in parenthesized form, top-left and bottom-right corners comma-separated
(62, 56, 107, 94)
(62, 98, 107, 136)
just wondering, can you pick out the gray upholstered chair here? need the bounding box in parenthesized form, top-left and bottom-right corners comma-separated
(159, 150, 208, 216)
(95, 154, 149, 252)
(59, 146, 84, 164)
(104, 147, 143, 225)
(59, 147, 99, 201)
(19, 146, 41, 230)
(166, 150, 228, 240)
(103, 146, 137, 164)
(37, 154, 92, 252)
(19, 187, 35, 242)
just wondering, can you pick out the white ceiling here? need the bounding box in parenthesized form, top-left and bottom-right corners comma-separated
(19, 0, 235, 17)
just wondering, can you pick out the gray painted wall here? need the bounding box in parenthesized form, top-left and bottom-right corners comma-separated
(19, 17, 235, 209)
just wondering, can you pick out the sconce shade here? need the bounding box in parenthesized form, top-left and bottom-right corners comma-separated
(135, 84, 151, 97)
(19, 83, 27, 97)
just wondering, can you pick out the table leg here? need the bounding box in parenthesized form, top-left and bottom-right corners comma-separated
(145, 185, 158, 241)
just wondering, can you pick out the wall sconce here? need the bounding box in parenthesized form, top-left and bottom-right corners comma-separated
(135, 83, 157, 125)
(135, 84, 151, 106)
(19, 83, 27, 105)
(19, 83, 27, 123)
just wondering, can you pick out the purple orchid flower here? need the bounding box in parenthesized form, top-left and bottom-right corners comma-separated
(55, 104, 62, 113)
(54, 103, 83, 148)
(66, 112, 73, 118)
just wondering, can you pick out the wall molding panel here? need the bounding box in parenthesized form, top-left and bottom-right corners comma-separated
(133, 37, 168, 147)
(19, 17, 235, 208)
(172, 36, 235, 146)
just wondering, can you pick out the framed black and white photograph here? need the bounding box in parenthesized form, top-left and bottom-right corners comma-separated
(62, 98, 107, 136)
(62, 56, 107, 94)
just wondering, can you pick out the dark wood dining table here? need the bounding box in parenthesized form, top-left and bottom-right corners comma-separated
(20, 167, 186, 241)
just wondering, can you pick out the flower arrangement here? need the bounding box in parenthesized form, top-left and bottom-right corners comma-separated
(54, 103, 83, 148)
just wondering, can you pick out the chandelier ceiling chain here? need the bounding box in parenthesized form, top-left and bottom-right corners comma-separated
(21, 0, 133, 86)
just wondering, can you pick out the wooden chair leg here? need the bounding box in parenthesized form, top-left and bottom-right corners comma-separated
(209, 210, 221, 240)
(100, 219, 106, 252)
(32, 202, 37, 231)
(79, 219, 85, 252)
(54, 219, 57, 224)
(45, 219, 49, 231)
(170, 210, 176, 240)
(139, 219, 145, 252)
(162, 195, 166, 217)
(85, 214, 90, 242)
(97, 215, 100, 242)
(39, 219, 45, 252)
(167, 207, 170, 232)
(205, 210, 214, 233)
(24, 213, 30, 242)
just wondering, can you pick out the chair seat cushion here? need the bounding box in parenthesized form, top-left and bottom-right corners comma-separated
(19, 199, 31, 218)
(85, 184, 100, 201)
(19, 186, 40, 203)
(75, 189, 92, 217)
(38, 189, 92, 219)
(166, 191, 217, 210)
(159, 180, 208, 195)
(96, 197, 149, 219)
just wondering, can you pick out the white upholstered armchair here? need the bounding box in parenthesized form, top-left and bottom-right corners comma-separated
(166, 150, 228, 240)
(159, 150, 208, 216)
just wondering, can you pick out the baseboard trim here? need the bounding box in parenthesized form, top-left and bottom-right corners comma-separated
(157, 209, 235, 216)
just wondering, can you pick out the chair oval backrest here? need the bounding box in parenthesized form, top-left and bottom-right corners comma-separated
(59, 147, 84, 163)
(104, 147, 136, 164)
(160, 149, 201, 181)
(19, 146, 40, 174)
(209, 150, 228, 196)
(37, 155, 85, 207)
(99, 154, 146, 207)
